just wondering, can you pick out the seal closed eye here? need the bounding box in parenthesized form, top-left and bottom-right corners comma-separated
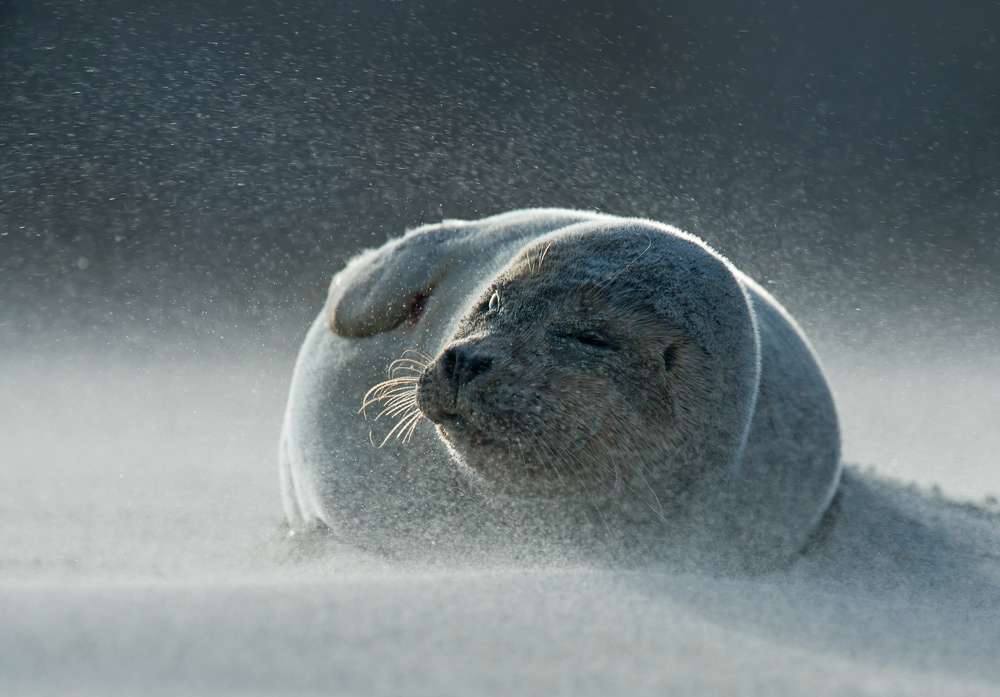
(280, 208, 841, 573)
(557, 329, 621, 350)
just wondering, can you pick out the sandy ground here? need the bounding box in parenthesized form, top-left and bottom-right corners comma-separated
(2, 343, 999, 696)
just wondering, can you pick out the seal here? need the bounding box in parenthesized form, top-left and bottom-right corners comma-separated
(279, 209, 841, 571)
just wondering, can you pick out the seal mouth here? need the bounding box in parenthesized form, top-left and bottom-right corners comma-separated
(438, 413, 493, 447)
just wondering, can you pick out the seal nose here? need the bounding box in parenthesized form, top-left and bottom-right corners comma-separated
(441, 346, 494, 386)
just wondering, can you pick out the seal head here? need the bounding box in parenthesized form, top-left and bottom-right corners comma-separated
(415, 221, 761, 518)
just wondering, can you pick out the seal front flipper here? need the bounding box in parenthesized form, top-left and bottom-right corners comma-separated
(326, 222, 474, 338)
(327, 209, 605, 338)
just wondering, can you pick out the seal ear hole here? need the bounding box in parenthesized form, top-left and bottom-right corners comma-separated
(663, 344, 679, 372)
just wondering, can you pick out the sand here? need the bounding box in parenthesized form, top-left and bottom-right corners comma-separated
(2, 344, 999, 696)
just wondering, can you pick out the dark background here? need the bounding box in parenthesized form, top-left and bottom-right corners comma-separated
(2, 0, 998, 351)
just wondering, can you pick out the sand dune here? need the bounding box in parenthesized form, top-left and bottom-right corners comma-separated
(2, 349, 998, 696)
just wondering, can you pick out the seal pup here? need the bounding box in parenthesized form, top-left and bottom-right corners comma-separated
(280, 209, 841, 571)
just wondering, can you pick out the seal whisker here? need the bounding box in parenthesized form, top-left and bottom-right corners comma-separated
(598, 230, 651, 291)
(365, 384, 416, 404)
(362, 349, 430, 446)
(508, 432, 536, 482)
(553, 440, 616, 536)
(361, 386, 418, 415)
(371, 374, 422, 385)
(361, 349, 430, 418)
(616, 452, 667, 523)
(536, 242, 553, 270)
(531, 433, 580, 493)
(401, 348, 434, 362)
(371, 407, 425, 448)
(364, 380, 419, 397)
(387, 358, 429, 372)
(605, 450, 624, 496)
(523, 242, 554, 276)
(370, 398, 419, 419)
(373, 397, 421, 422)
(631, 471, 666, 522)
(364, 383, 420, 402)
(377, 390, 419, 405)
(371, 375, 422, 390)
(372, 404, 415, 424)
(395, 409, 425, 444)
(401, 410, 424, 442)
(529, 427, 615, 535)
(385, 365, 426, 376)
(390, 349, 432, 365)
(513, 423, 569, 491)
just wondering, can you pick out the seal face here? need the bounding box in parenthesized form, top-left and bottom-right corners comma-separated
(414, 236, 708, 502)
(280, 209, 841, 570)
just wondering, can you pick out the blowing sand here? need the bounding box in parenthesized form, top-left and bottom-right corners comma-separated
(2, 345, 998, 696)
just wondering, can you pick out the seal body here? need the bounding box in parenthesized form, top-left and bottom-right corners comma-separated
(279, 209, 841, 571)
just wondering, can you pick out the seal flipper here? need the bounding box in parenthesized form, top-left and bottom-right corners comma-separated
(327, 222, 474, 337)
(327, 209, 607, 338)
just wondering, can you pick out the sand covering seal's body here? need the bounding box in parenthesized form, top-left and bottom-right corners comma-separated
(280, 209, 841, 571)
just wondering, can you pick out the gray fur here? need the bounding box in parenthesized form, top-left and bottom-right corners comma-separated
(279, 209, 841, 571)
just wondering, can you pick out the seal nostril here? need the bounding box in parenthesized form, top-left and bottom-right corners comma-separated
(464, 355, 493, 381)
(439, 347, 493, 386)
(441, 347, 459, 381)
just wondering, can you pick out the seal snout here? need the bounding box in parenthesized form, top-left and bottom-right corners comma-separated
(416, 342, 495, 429)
